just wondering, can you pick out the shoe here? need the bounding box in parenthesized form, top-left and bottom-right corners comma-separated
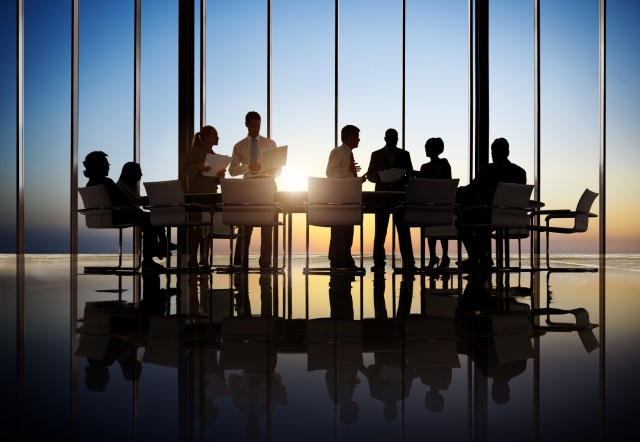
(439, 256, 450, 269)
(169, 242, 178, 250)
(426, 257, 440, 269)
(370, 264, 385, 272)
(478, 255, 495, 269)
(141, 259, 164, 270)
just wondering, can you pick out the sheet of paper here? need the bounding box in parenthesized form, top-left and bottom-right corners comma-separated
(203, 153, 232, 176)
(379, 167, 407, 183)
(260, 145, 288, 171)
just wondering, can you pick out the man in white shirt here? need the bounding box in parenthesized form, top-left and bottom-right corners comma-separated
(229, 111, 279, 268)
(325, 124, 364, 269)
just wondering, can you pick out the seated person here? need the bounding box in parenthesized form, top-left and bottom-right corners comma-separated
(83, 151, 164, 269)
(455, 138, 526, 270)
(117, 161, 176, 257)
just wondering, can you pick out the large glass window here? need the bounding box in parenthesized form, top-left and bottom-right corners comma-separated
(541, 0, 600, 254)
(78, 0, 134, 253)
(0, 0, 17, 252)
(271, 0, 334, 255)
(206, 0, 267, 154)
(24, 0, 71, 252)
(339, 0, 402, 192)
(140, 0, 179, 183)
(606, 0, 640, 254)
(406, 0, 469, 185)
(489, 0, 534, 180)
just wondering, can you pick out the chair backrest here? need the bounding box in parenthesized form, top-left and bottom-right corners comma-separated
(306, 177, 362, 226)
(219, 178, 276, 226)
(404, 178, 459, 227)
(491, 182, 534, 228)
(78, 185, 115, 228)
(143, 180, 187, 226)
(574, 189, 598, 232)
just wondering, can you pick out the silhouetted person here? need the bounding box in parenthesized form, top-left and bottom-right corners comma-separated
(456, 276, 531, 405)
(326, 124, 364, 269)
(418, 137, 453, 269)
(329, 273, 356, 320)
(366, 128, 415, 272)
(183, 125, 227, 267)
(83, 151, 163, 269)
(455, 138, 526, 271)
(229, 111, 279, 269)
(117, 161, 175, 260)
(83, 337, 141, 392)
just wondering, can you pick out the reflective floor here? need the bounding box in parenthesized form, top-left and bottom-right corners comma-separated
(1, 254, 639, 441)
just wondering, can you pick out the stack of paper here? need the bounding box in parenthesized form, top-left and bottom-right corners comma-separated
(202, 153, 232, 176)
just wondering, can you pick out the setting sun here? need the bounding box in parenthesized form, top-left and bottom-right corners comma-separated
(277, 169, 309, 191)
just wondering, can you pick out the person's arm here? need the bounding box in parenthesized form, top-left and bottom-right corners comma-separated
(183, 146, 208, 178)
(228, 143, 249, 177)
(366, 152, 381, 183)
(444, 158, 452, 179)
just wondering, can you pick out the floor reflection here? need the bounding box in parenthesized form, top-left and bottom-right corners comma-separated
(1, 255, 639, 441)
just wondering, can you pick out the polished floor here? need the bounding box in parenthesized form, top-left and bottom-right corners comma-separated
(1, 254, 639, 442)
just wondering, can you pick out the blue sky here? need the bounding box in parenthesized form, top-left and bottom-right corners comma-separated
(1, 0, 638, 253)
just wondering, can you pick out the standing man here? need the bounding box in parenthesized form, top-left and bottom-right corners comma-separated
(366, 128, 415, 272)
(326, 124, 364, 269)
(229, 111, 279, 269)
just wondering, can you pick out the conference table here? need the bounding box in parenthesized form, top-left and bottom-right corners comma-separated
(137, 190, 543, 271)
(184, 190, 407, 262)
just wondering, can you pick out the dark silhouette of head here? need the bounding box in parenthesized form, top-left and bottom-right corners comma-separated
(492, 378, 511, 405)
(245, 112, 262, 138)
(384, 128, 399, 147)
(425, 390, 445, 412)
(425, 137, 444, 156)
(340, 401, 359, 425)
(83, 151, 109, 179)
(491, 138, 510, 160)
(118, 162, 142, 190)
(192, 125, 218, 149)
(84, 362, 109, 392)
(341, 124, 360, 147)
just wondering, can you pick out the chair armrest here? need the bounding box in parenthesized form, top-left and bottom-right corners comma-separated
(184, 203, 214, 212)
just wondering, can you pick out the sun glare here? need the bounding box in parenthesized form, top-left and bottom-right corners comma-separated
(278, 169, 308, 191)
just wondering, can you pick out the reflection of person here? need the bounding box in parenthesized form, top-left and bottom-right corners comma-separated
(329, 273, 356, 320)
(455, 138, 526, 270)
(418, 137, 453, 269)
(83, 151, 163, 269)
(325, 124, 363, 269)
(325, 368, 362, 425)
(366, 128, 415, 272)
(229, 112, 279, 269)
(366, 351, 412, 421)
(84, 337, 141, 392)
(183, 125, 227, 267)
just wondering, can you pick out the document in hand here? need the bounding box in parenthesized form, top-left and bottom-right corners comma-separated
(260, 145, 288, 171)
(203, 153, 232, 176)
(379, 168, 407, 183)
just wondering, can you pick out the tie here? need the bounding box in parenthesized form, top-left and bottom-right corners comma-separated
(250, 137, 258, 163)
(349, 152, 357, 177)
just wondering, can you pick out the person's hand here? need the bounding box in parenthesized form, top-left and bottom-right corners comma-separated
(354, 162, 361, 173)
(249, 162, 262, 171)
(216, 169, 226, 178)
(198, 163, 211, 172)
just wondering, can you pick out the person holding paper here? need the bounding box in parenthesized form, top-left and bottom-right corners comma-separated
(366, 128, 415, 272)
(418, 137, 453, 268)
(183, 125, 227, 267)
(229, 111, 279, 269)
(325, 124, 365, 269)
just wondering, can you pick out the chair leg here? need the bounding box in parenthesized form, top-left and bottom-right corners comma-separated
(305, 220, 310, 271)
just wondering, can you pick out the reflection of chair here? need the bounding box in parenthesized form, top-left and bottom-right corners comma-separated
(219, 178, 287, 272)
(529, 189, 598, 270)
(392, 178, 460, 272)
(304, 177, 364, 273)
(78, 185, 141, 272)
(143, 180, 214, 272)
